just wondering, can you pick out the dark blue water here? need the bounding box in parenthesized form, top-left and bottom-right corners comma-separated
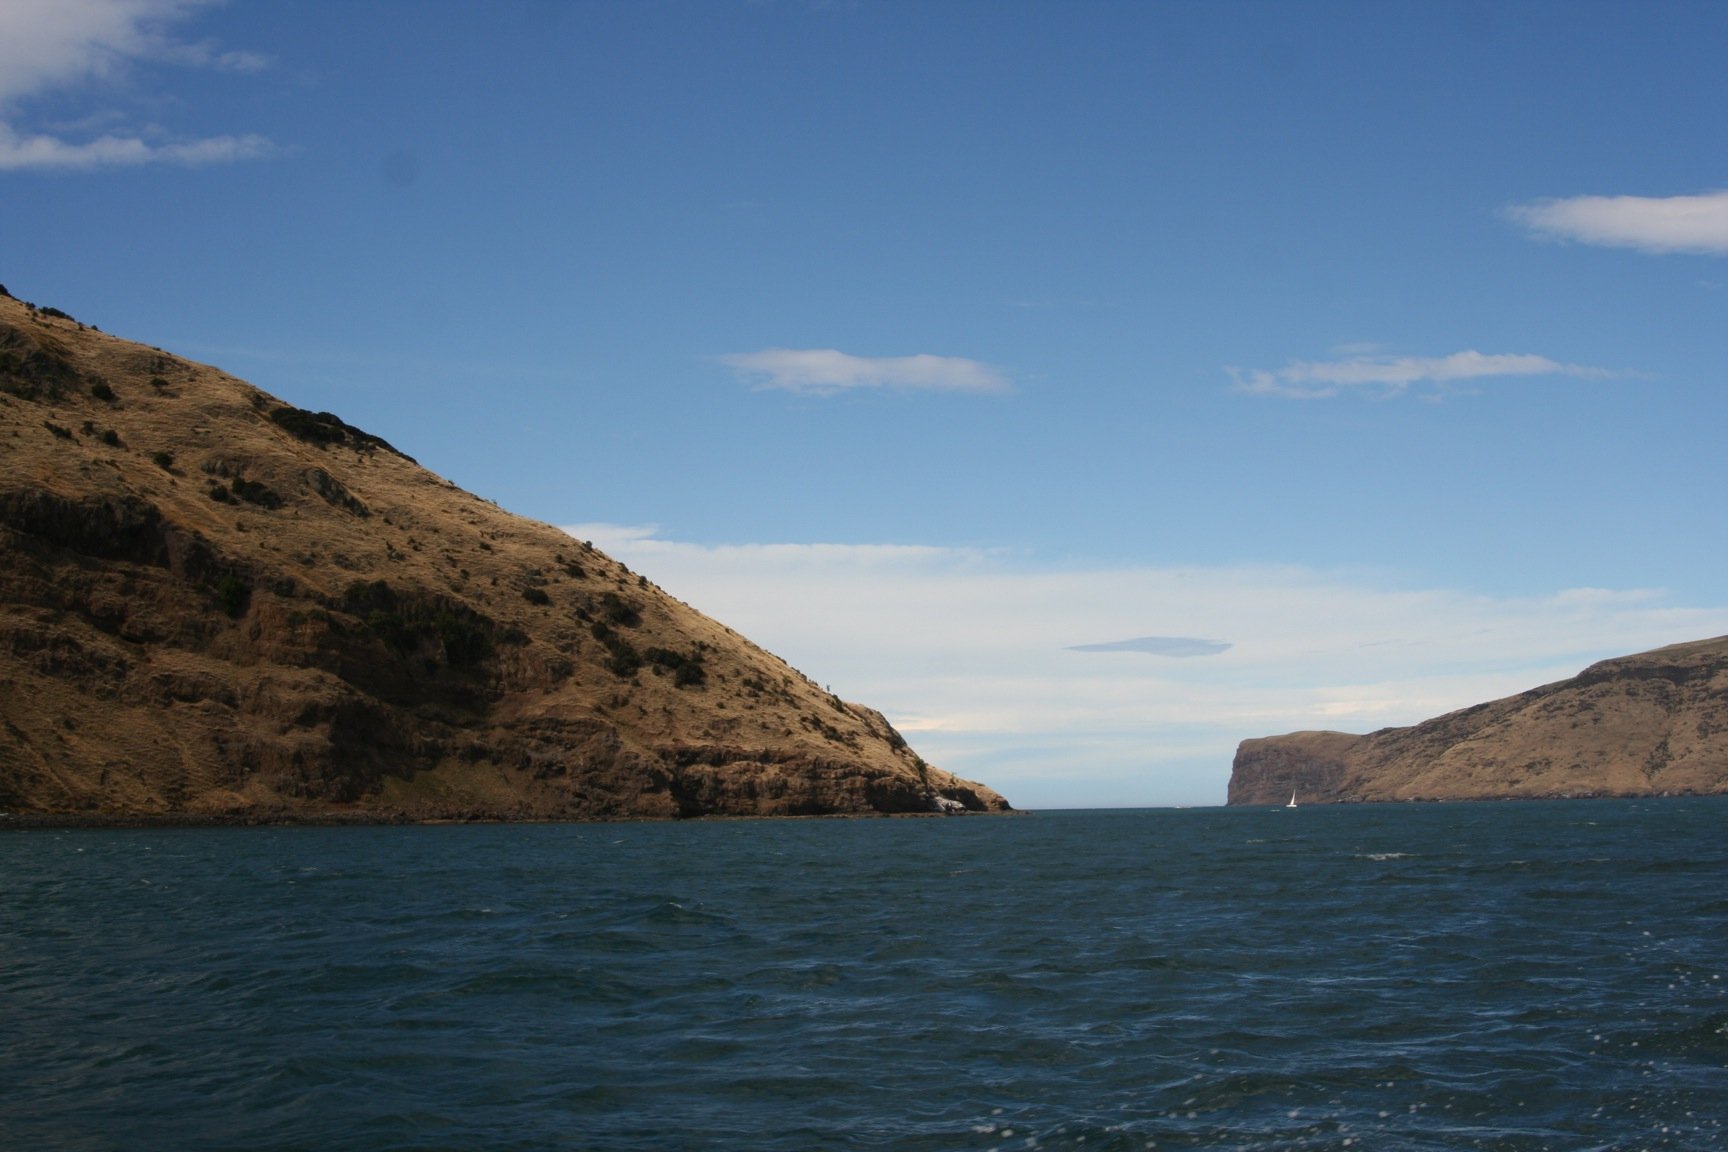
(3, 800, 1725, 1151)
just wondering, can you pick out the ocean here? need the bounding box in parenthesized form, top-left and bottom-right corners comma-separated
(2, 799, 1724, 1151)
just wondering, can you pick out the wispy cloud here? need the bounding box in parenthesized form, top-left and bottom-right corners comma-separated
(1230, 350, 1609, 400)
(1506, 190, 1728, 256)
(717, 348, 1011, 396)
(0, 0, 274, 172)
(564, 523, 1728, 807)
(0, 121, 272, 171)
(1068, 637, 1232, 657)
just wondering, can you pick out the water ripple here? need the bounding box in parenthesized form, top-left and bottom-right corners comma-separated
(3, 800, 1726, 1150)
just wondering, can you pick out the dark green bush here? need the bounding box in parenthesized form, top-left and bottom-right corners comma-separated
(43, 422, 72, 440)
(269, 405, 413, 461)
(435, 611, 493, 667)
(152, 450, 174, 470)
(214, 573, 251, 618)
(590, 621, 642, 677)
(522, 587, 551, 606)
(343, 579, 497, 669)
(598, 592, 641, 627)
(89, 380, 115, 402)
(229, 476, 282, 509)
(100, 429, 120, 447)
(645, 646, 706, 687)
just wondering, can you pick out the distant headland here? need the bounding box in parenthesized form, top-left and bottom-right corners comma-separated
(1229, 635, 1728, 804)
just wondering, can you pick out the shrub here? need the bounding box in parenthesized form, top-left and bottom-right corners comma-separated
(522, 586, 551, 606)
(152, 450, 175, 470)
(89, 380, 115, 402)
(214, 573, 251, 618)
(342, 580, 498, 669)
(645, 646, 706, 688)
(269, 404, 413, 461)
(208, 484, 234, 504)
(598, 592, 641, 627)
(590, 621, 642, 677)
(100, 429, 120, 447)
(435, 611, 493, 667)
(43, 422, 72, 440)
(229, 476, 282, 509)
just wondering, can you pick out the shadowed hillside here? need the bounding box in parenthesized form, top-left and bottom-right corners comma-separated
(0, 288, 1009, 821)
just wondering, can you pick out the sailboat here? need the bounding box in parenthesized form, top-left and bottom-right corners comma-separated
(1285, 790, 1298, 809)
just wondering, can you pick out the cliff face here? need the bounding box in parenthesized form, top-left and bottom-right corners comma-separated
(1228, 637, 1728, 805)
(0, 291, 1009, 820)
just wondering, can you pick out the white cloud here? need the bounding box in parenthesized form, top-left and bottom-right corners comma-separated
(1507, 190, 1728, 256)
(717, 348, 1011, 396)
(0, 121, 273, 170)
(0, 0, 273, 172)
(1230, 350, 1609, 400)
(564, 523, 1728, 808)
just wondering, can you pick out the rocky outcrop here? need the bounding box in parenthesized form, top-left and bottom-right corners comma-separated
(1228, 637, 1728, 804)
(0, 291, 1010, 821)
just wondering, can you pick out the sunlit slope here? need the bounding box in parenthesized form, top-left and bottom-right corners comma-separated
(0, 289, 1008, 820)
(1229, 637, 1728, 804)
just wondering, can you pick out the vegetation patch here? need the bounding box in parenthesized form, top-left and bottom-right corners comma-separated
(303, 467, 369, 517)
(598, 592, 641, 627)
(213, 573, 252, 619)
(590, 621, 643, 678)
(342, 579, 500, 669)
(270, 405, 414, 462)
(645, 645, 707, 687)
(522, 586, 551, 606)
(213, 476, 283, 509)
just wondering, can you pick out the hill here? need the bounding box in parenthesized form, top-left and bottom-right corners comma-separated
(1228, 636, 1728, 804)
(0, 288, 1009, 821)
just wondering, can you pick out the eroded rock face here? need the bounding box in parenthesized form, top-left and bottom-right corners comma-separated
(1227, 638, 1728, 805)
(0, 293, 1010, 821)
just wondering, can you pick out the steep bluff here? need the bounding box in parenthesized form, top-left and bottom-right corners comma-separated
(1228, 636, 1728, 805)
(0, 290, 1009, 821)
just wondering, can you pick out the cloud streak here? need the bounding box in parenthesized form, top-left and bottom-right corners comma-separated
(1507, 190, 1728, 256)
(717, 348, 1011, 396)
(1231, 350, 1609, 399)
(0, 122, 273, 170)
(0, 0, 273, 172)
(564, 523, 1728, 808)
(1068, 637, 1232, 657)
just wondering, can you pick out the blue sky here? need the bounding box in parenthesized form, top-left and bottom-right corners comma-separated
(5, 1, 1727, 806)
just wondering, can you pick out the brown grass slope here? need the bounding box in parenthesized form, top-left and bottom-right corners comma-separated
(0, 290, 1009, 820)
(1228, 636, 1728, 805)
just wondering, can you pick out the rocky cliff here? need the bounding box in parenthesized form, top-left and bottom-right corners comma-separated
(0, 289, 1009, 821)
(1228, 636, 1728, 804)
